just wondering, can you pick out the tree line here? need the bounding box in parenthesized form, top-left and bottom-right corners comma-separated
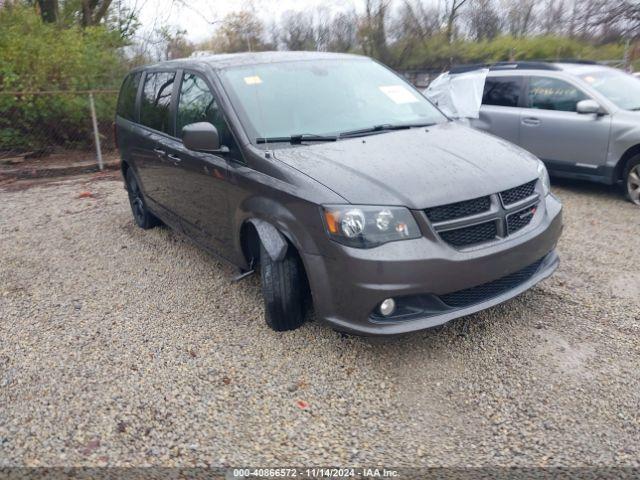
(0, 0, 637, 152)
(154, 0, 640, 70)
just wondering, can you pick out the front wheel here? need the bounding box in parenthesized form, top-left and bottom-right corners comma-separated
(260, 242, 308, 332)
(624, 155, 640, 206)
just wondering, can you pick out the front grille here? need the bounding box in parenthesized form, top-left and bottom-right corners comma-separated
(425, 196, 491, 223)
(439, 221, 497, 247)
(427, 179, 539, 249)
(439, 258, 544, 308)
(507, 205, 537, 234)
(500, 180, 536, 205)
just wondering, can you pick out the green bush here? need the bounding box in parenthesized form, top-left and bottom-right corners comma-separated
(399, 35, 625, 70)
(0, 5, 126, 152)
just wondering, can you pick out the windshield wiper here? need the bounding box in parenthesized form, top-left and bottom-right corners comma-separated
(338, 122, 436, 139)
(256, 133, 338, 145)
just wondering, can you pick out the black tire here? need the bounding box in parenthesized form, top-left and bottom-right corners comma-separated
(125, 168, 160, 229)
(624, 155, 640, 206)
(260, 242, 307, 332)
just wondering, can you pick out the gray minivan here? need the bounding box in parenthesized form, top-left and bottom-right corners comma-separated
(115, 52, 562, 335)
(468, 61, 640, 205)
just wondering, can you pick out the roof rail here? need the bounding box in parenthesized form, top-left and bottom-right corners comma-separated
(538, 58, 599, 65)
(449, 61, 560, 74)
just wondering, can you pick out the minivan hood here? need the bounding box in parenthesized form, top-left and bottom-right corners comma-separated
(272, 122, 540, 209)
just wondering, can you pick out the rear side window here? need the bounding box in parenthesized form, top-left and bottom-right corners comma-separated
(482, 77, 522, 107)
(177, 72, 236, 148)
(117, 72, 141, 121)
(140, 71, 176, 134)
(527, 77, 588, 112)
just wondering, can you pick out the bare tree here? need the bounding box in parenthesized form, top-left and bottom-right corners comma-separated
(501, 0, 536, 38)
(394, 0, 440, 43)
(326, 10, 358, 52)
(280, 10, 315, 51)
(539, 0, 567, 35)
(80, 0, 113, 27)
(158, 26, 195, 60)
(444, 0, 469, 42)
(202, 10, 269, 53)
(466, 0, 501, 41)
(358, 0, 392, 63)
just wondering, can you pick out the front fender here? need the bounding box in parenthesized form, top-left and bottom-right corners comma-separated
(246, 218, 288, 262)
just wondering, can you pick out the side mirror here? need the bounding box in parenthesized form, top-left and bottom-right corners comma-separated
(577, 99, 604, 115)
(182, 122, 227, 152)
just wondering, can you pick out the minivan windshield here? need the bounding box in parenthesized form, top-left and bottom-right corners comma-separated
(580, 69, 640, 111)
(220, 58, 447, 143)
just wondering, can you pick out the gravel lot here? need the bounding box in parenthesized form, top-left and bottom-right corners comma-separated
(1, 173, 639, 469)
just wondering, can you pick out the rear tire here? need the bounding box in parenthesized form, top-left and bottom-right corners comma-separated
(260, 242, 307, 332)
(125, 169, 160, 229)
(624, 155, 640, 206)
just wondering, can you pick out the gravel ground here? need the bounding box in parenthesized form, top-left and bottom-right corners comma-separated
(1, 174, 639, 469)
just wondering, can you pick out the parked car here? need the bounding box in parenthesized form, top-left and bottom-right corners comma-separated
(115, 52, 562, 335)
(451, 61, 640, 205)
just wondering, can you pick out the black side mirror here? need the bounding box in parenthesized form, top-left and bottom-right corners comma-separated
(182, 122, 228, 152)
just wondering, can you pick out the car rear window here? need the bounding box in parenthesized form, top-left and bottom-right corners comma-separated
(482, 77, 522, 107)
(117, 72, 141, 121)
(140, 71, 176, 134)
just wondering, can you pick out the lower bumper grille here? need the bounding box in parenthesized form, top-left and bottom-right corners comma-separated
(439, 258, 544, 308)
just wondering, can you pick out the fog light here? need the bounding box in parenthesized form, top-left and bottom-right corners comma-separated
(379, 298, 396, 317)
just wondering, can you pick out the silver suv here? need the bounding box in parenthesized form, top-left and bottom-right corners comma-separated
(464, 61, 640, 205)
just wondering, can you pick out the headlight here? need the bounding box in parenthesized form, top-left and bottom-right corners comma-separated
(322, 205, 421, 248)
(537, 160, 551, 196)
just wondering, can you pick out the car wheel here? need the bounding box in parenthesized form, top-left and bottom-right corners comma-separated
(260, 241, 307, 332)
(624, 155, 640, 206)
(125, 169, 159, 229)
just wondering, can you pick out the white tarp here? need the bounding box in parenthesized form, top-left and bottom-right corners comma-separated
(424, 69, 489, 120)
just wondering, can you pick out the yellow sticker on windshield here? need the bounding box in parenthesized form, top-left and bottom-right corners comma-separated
(379, 85, 418, 104)
(244, 76, 263, 85)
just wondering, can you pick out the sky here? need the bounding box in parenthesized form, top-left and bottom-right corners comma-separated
(135, 0, 368, 43)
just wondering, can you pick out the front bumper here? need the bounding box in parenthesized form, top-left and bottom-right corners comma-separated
(302, 194, 563, 336)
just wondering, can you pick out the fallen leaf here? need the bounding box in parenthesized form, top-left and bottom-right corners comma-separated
(296, 400, 310, 410)
(222, 376, 231, 385)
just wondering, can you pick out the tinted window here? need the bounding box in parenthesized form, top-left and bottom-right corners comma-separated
(482, 77, 522, 107)
(140, 71, 175, 134)
(117, 72, 141, 121)
(528, 77, 587, 112)
(177, 72, 235, 148)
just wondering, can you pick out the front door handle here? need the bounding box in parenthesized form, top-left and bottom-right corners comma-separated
(522, 117, 541, 126)
(153, 148, 166, 157)
(167, 154, 182, 164)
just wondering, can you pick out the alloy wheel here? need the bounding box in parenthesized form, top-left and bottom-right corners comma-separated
(628, 165, 640, 206)
(127, 175, 146, 224)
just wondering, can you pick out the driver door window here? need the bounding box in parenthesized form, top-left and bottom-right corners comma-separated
(527, 77, 587, 112)
(177, 73, 236, 150)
